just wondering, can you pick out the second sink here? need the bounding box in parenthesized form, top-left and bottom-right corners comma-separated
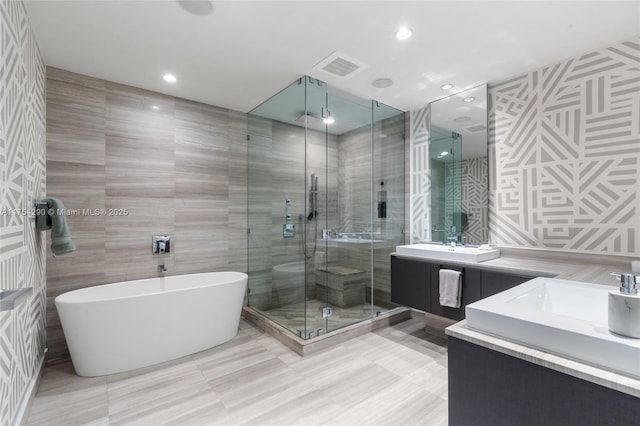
(395, 243, 500, 263)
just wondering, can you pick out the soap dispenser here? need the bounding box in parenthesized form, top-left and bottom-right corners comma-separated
(608, 273, 640, 338)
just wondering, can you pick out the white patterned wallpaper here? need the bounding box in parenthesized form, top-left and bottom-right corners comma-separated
(409, 105, 430, 243)
(0, 0, 47, 424)
(460, 157, 488, 244)
(410, 37, 640, 256)
(489, 36, 640, 255)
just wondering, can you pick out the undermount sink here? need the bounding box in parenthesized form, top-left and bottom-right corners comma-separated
(395, 243, 500, 263)
(466, 277, 640, 379)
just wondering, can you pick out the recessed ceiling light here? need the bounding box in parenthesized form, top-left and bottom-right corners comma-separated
(395, 26, 412, 40)
(372, 78, 394, 88)
(163, 74, 177, 83)
(323, 117, 335, 124)
(463, 96, 475, 103)
(177, 0, 214, 16)
(453, 116, 471, 123)
(440, 83, 453, 90)
(151, 105, 160, 110)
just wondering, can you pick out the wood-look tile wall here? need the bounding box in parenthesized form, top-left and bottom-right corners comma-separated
(45, 67, 247, 360)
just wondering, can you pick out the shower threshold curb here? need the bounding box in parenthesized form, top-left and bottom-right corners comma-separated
(242, 305, 411, 356)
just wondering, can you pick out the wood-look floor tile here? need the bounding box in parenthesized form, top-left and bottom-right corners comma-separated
(27, 363, 108, 426)
(32, 362, 106, 396)
(235, 389, 346, 426)
(211, 357, 320, 421)
(106, 359, 212, 424)
(28, 317, 450, 426)
(350, 380, 447, 426)
(192, 336, 277, 382)
(109, 389, 228, 426)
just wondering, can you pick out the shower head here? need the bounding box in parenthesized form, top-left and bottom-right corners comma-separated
(295, 113, 324, 127)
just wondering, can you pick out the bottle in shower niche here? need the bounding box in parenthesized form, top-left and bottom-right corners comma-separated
(608, 273, 640, 339)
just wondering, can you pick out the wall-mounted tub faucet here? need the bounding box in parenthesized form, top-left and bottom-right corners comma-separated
(158, 264, 167, 273)
(152, 235, 171, 254)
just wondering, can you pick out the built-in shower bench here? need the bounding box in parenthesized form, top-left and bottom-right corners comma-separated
(315, 265, 366, 308)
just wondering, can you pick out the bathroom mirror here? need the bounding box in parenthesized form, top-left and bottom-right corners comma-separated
(429, 84, 488, 245)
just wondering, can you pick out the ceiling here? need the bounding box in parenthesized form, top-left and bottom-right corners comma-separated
(25, 1, 640, 114)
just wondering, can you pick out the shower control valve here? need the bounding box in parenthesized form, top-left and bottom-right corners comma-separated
(152, 235, 171, 254)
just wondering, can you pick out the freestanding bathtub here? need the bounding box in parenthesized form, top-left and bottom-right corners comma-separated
(55, 271, 247, 377)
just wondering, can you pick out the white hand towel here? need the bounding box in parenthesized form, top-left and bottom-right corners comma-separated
(439, 269, 462, 308)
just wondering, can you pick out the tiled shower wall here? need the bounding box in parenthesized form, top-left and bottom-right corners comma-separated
(0, 1, 47, 424)
(45, 67, 247, 360)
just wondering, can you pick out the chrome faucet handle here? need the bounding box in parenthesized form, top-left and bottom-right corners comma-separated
(610, 272, 639, 294)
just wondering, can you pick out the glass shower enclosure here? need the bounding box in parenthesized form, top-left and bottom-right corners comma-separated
(247, 76, 405, 339)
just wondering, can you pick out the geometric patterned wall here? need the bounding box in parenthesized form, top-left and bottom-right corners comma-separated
(409, 105, 430, 243)
(460, 157, 488, 244)
(489, 36, 640, 256)
(0, 0, 47, 424)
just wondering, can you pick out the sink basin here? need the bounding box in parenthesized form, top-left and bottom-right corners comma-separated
(395, 243, 500, 263)
(0, 288, 32, 311)
(466, 277, 640, 379)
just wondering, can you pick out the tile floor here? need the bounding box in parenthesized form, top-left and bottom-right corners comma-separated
(26, 316, 448, 426)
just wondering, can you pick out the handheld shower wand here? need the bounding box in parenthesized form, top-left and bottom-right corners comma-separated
(303, 172, 318, 260)
(307, 173, 318, 221)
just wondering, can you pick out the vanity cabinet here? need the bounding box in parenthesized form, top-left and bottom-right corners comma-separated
(430, 264, 482, 321)
(390, 255, 536, 319)
(390, 256, 431, 311)
(480, 270, 533, 298)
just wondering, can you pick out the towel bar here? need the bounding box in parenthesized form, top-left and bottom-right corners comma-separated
(439, 268, 464, 277)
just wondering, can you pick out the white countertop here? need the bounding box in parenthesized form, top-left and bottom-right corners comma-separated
(427, 247, 640, 397)
(393, 246, 635, 286)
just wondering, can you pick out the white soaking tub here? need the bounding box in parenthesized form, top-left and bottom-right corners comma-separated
(55, 271, 247, 377)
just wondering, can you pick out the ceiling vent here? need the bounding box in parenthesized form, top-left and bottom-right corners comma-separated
(313, 51, 368, 80)
(465, 124, 487, 133)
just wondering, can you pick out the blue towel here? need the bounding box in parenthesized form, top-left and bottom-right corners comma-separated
(42, 197, 76, 256)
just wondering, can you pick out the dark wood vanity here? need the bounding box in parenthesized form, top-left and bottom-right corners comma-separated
(390, 254, 536, 320)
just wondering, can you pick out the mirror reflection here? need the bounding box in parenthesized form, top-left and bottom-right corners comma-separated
(430, 84, 488, 245)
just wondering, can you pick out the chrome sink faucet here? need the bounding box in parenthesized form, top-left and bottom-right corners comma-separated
(610, 272, 639, 294)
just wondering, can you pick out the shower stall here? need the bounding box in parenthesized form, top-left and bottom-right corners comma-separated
(247, 76, 405, 339)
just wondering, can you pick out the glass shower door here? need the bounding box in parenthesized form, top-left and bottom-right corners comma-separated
(321, 89, 373, 334)
(248, 75, 406, 340)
